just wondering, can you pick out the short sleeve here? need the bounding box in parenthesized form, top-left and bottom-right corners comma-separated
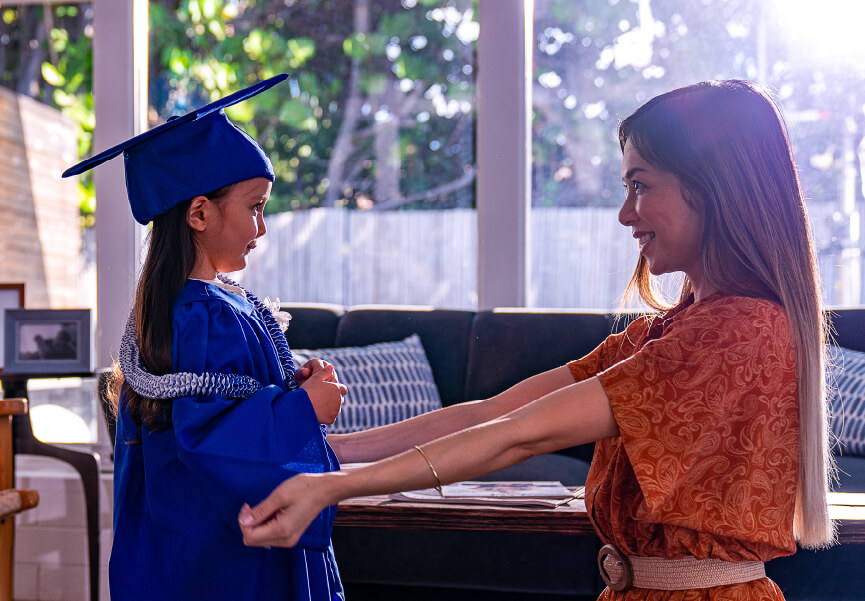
(167, 297, 336, 550)
(595, 299, 799, 536)
(567, 318, 649, 383)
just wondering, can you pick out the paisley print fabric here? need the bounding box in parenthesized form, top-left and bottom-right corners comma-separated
(568, 293, 799, 601)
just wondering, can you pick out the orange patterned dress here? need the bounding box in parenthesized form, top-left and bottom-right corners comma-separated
(568, 293, 799, 601)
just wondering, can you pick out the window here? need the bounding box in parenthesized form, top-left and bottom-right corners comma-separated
(149, 0, 478, 307)
(0, 2, 94, 309)
(531, 0, 865, 308)
(27, 377, 102, 444)
(79, 0, 865, 364)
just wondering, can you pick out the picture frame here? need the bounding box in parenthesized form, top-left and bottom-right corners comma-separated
(3, 309, 91, 375)
(0, 283, 26, 370)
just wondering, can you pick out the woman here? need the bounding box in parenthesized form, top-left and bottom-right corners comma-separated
(239, 80, 835, 598)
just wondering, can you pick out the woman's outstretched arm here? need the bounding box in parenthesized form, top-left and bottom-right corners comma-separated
(240, 376, 616, 548)
(327, 365, 577, 463)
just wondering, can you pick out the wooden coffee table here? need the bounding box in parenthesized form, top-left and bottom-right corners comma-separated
(337, 491, 865, 544)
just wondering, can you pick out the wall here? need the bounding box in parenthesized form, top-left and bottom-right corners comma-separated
(0, 86, 81, 309)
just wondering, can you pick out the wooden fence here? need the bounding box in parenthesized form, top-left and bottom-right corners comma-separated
(71, 201, 862, 311)
(236, 203, 863, 309)
(238, 207, 643, 309)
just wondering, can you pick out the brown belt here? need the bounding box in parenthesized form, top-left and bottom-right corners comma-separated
(598, 544, 766, 592)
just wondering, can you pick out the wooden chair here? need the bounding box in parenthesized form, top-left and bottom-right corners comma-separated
(0, 398, 39, 601)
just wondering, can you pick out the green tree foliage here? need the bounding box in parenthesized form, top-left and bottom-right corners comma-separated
(532, 0, 865, 212)
(0, 3, 94, 220)
(3, 0, 859, 221)
(148, 0, 477, 213)
(1, 0, 477, 219)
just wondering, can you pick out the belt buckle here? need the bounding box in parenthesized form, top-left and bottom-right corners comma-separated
(598, 544, 633, 592)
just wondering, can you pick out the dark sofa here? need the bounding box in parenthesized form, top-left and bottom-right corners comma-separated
(281, 303, 865, 601)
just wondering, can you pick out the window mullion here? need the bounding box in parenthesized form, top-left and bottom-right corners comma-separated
(477, 0, 532, 309)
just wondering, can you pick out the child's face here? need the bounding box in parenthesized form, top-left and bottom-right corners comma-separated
(198, 177, 272, 275)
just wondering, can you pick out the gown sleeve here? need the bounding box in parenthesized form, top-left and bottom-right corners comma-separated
(166, 297, 337, 551)
(593, 299, 799, 537)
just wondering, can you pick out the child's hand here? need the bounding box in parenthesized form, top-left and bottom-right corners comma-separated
(300, 364, 347, 425)
(295, 358, 349, 397)
(294, 358, 331, 386)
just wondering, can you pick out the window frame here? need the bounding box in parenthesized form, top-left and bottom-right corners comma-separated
(90, 0, 532, 365)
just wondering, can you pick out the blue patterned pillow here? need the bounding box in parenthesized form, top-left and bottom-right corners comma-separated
(828, 346, 865, 457)
(292, 334, 442, 434)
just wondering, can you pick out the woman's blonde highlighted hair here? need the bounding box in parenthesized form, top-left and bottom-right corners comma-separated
(619, 80, 835, 548)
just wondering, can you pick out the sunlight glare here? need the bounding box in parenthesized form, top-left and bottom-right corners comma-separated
(771, 0, 865, 61)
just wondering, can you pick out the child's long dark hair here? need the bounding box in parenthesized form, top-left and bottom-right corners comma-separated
(108, 185, 233, 429)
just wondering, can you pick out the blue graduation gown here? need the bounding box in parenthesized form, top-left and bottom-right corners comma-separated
(111, 280, 343, 601)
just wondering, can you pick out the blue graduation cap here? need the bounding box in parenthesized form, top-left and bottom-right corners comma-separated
(63, 74, 288, 224)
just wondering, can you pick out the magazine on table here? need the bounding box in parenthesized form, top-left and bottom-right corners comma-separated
(388, 481, 586, 508)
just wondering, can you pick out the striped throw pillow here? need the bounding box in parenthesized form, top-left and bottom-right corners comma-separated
(828, 346, 865, 457)
(292, 334, 442, 434)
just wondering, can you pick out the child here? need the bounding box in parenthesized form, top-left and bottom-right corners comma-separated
(64, 75, 346, 601)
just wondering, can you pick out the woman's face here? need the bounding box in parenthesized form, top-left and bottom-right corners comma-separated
(619, 140, 710, 296)
(196, 177, 272, 276)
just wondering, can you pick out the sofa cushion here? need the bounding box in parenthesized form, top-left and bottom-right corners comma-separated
(828, 309, 865, 353)
(829, 346, 865, 457)
(280, 302, 345, 350)
(293, 334, 442, 434)
(464, 310, 610, 464)
(834, 455, 865, 492)
(334, 306, 475, 407)
(465, 309, 611, 401)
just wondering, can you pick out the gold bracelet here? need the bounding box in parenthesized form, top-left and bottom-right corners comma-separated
(413, 445, 443, 496)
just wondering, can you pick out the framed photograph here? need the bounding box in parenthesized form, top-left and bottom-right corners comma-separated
(3, 309, 91, 375)
(0, 283, 25, 370)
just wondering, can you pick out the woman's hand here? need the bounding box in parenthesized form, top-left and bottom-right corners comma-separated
(300, 363, 347, 424)
(239, 473, 333, 548)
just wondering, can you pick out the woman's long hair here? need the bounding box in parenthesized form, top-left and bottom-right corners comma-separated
(618, 80, 835, 548)
(108, 185, 233, 430)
